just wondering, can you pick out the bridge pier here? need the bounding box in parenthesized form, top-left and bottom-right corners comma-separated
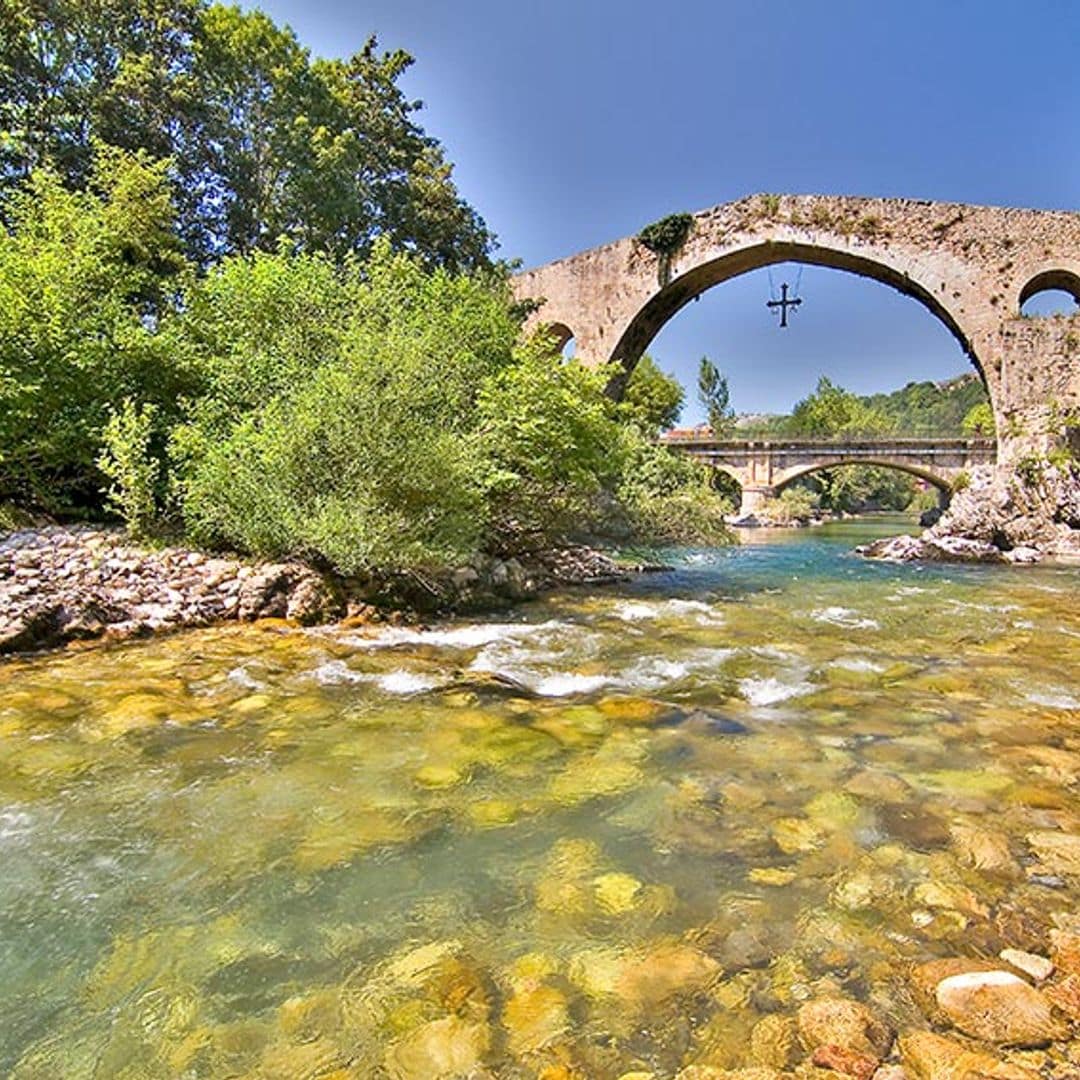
(736, 486, 774, 518)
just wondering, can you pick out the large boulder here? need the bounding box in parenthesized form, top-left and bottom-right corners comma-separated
(860, 460, 1080, 563)
(931, 461, 1080, 557)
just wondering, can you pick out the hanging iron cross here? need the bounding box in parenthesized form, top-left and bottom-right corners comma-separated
(767, 282, 802, 327)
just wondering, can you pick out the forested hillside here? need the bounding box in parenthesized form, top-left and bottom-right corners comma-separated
(861, 373, 989, 435)
(736, 372, 991, 438)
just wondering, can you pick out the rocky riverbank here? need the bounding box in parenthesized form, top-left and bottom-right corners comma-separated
(858, 461, 1080, 565)
(0, 526, 631, 655)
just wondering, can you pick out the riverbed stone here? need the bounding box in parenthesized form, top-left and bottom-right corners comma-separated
(384, 1015, 490, 1079)
(951, 824, 1021, 878)
(1049, 929, 1080, 975)
(1025, 831, 1080, 877)
(898, 1030, 1040, 1080)
(502, 984, 570, 1054)
(1044, 973, 1080, 1023)
(929, 969, 1067, 1046)
(811, 1043, 880, 1080)
(748, 1014, 796, 1070)
(796, 996, 893, 1059)
(878, 803, 951, 851)
(998, 950, 1053, 983)
(617, 941, 722, 1008)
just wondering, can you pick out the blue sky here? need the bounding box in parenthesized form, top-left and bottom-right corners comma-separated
(251, 0, 1079, 421)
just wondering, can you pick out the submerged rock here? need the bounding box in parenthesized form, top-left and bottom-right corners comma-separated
(899, 1029, 1040, 1080)
(1025, 831, 1080, 877)
(915, 963, 1067, 1047)
(878, 803, 950, 852)
(951, 824, 1021, 878)
(617, 942, 722, 1009)
(592, 872, 644, 915)
(384, 1015, 490, 1079)
(502, 984, 569, 1055)
(748, 1014, 796, 1070)
(810, 1043, 879, 1080)
(796, 996, 893, 1060)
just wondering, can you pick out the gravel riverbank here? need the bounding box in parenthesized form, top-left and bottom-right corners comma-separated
(0, 526, 630, 655)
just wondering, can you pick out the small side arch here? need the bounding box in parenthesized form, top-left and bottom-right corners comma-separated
(1018, 269, 1080, 315)
(709, 464, 745, 507)
(539, 321, 575, 355)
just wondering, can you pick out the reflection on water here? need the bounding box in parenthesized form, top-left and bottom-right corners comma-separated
(1, 519, 1078, 1077)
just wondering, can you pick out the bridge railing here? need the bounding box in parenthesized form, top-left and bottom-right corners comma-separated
(661, 434, 997, 452)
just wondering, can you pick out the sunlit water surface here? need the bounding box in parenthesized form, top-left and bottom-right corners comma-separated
(1, 518, 1078, 1077)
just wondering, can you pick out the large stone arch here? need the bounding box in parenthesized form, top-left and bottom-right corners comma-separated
(514, 194, 1080, 464)
(605, 239, 982, 395)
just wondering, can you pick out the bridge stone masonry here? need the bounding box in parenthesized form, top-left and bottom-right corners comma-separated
(512, 193, 1080, 469)
(660, 434, 997, 517)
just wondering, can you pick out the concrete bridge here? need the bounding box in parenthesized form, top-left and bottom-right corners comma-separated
(512, 194, 1080, 468)
(660, 434, 997, 516)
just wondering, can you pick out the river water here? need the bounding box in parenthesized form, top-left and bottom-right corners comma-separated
(1, 518, 1078, 1077)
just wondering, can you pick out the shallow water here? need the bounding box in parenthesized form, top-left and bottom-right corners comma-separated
(1, 517, 1078, 1077)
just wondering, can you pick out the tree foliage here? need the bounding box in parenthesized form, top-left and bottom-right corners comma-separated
(787, 376, 891, 437)
(0, 0, 493, 267)
(697, 357, 735, 436)
(962, 401, 995, 436)
(0, 148, 193, 510)
(618, 354, 684, 435)
(170, 242, 730, 569)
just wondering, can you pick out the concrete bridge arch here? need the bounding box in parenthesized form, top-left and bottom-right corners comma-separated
(514, 194, 1080, 464)
(667, 435, 995, 516)
(771, 458, 953, 496)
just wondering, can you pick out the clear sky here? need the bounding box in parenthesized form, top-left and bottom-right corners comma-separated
(248, 0, 1079, 422)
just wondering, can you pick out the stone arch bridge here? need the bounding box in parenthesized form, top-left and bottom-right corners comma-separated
(660, 433, 996, 516)
(512, 194, 1080, 466)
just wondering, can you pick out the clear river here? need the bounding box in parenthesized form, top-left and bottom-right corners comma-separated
(1, 517, 1078, 1078)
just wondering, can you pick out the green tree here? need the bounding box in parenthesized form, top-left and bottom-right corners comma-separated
(0, 1, 493, 267)
(0, 147, 192, 511)
(787, 375, 892, 437)
(618, 355, 684, 435)
(698, 356, 734, 436)
(962, 401, 995, 436)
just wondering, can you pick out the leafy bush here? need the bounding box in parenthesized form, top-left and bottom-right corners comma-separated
(637, 213, 693, 256)
(175, 242, 518, 571)
(616, 440, 734, 545)
(962, 401, 995, 436)
(476, 351, 627, 547)
(98, 400, 161, 539)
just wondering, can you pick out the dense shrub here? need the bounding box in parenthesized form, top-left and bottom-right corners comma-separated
(1, 155, 734, 568)
(98, 399, 162, 539)
(174, 242, 519, 571)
